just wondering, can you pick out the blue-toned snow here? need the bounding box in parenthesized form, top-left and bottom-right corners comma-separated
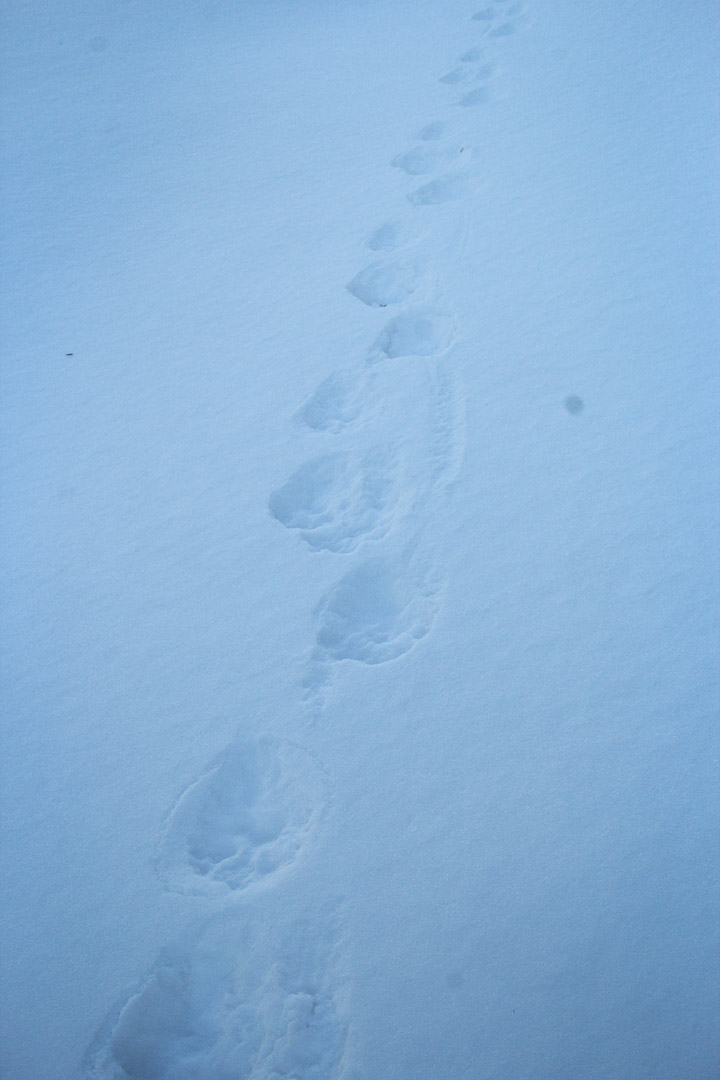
(1, 0, 719, 1077)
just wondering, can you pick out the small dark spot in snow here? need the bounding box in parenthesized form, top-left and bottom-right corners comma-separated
(564, 394, 584, 415)
(66, 353, 74, 356)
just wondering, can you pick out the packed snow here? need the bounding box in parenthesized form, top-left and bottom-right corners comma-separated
(1, 0, 718, 1077)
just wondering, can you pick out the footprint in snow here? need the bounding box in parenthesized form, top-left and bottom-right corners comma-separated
(470, 59, 498, 81)
(297, 369, 367, 433)
(84, 915, 348, 1080)
(156, 737, 327, 897)
(392, 146, 443, 176)
(443, 54, 496, 108)
(310, 553, 441, 670)
(441, 57, 496, 84)
(495, 4, 529, 35)
(472, 0, 527, 34)
(458, 85, 492, 107)
(367, 219, 414, 252)
(369, 307, 455, 361)
(439, 67, 473, 85)
(418, 120, 447, 142)
(269, 447, 398, 554)
(86, 936, 255, 1080)
(407, 172, 477, 206)
(254, 987, 348, 1080)
(490, 18, 523, 36)
(346, 259, 423, 308)
(392, 144, 465, 176)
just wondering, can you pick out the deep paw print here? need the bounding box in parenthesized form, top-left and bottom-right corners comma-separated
(296, 369, 368, 433)
(156, 738, 327, 897)
(312, 553, 441, 668)
(368, 307, 456, 361)
(346, 259, 423, 307)
(407, 172, 478, 206)
(269, 447, 398, 554)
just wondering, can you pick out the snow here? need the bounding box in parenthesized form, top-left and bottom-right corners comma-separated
(1, 0, 719, 1077)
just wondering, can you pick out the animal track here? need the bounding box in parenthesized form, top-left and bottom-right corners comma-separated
(418, 121, 447, 141)
(269, 448, 398, 554)
(393, 146, 442, 176)
(426, 360, 467, 489)
(370, 308, 455, 361)
(472, 1, 527, 34)
(253, 990, 347, 1080)
(471, 59, 497, 80)
(491, 19, 520, 35)
(393, 142, 466, 176)
(407, 172, 477, 206)
(156, 738, 326, 896)
(472, 0, 526, 34)
(368, 219, 411, 251)
(439, 67, 472, 86)
(458, 85, 492, 107)
(346, 260, 422, 307)
(85, 918, 348, 1080)
(82, 6, 537, 1076)
(312, 554, 440, 667)
(88, 940, 254, 1080)
(297, 370, 366, 432)
(441, 57, 496, 84)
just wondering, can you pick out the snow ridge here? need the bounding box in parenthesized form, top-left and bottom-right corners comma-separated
(83, 4, 531, 1075)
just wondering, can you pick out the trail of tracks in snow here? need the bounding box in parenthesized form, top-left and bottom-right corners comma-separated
(84, 3, 532, 1076)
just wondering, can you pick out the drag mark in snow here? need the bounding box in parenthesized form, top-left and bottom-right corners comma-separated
(427, 361, 467, 491)
(346, 260, 423, 308)
(369, 308, 456, 361)
(269, 447, 398, 553)
(156, 738, 327, 897)
(407, 173, 478, 206)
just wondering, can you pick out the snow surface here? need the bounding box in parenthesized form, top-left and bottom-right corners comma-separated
(1, 0, 719, 1077)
